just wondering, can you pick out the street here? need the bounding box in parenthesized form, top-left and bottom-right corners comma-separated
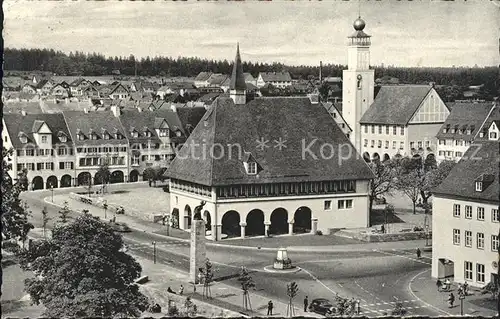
(22, 188, 442, 317)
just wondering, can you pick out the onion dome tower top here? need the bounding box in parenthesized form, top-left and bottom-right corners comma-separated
(348, 16, 371, 46)
(353, 16, 366, 31)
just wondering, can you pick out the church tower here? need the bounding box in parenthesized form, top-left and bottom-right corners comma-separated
(342, 17, 375, 153)
(230, 43, 247, 105)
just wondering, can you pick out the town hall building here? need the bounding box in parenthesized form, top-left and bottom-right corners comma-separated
(167, 43, 375, 241)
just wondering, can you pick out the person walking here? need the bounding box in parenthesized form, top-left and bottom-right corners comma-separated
(304, 296, 309, 312)
(416, 248, 421, 259)
(436, 279, 442, 291)
(179, 284, 184, 295)
(448, 292, 455, 308)
(267, 300, 274, 316)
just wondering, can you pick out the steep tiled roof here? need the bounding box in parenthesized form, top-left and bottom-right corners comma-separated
(433, 141, 499, 203)
(436, 102, 494, 141)
(152, 109, 186, 136)
(2, 102, 43, 114)
(194, 72, 213, 82)
(207, 74, 228, 86)
(63, 111, 128, 145)
(167, 97, 374, 186)
(3, 113, 73, 148)
(176, 107, 207, 133)
(475, 104, 500, 141)
(260, 72, 292, 82)
(360, 85, 432, 125)
(230, 44, 246, 91)
(118, 109, 162, 144)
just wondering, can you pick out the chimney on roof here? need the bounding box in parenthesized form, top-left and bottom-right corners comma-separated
(111, 105, 121, 117)
(230, 43, 247, 105)
(319, 61, 323, 83)
(21, 110, 27, 116)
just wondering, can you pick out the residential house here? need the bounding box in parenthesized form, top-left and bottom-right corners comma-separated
(257, 72, 293, 88)
(63, 107, 130, 185)
(109, 83, 130, 100)
(22, 83, 37, 94)
(194, 72, 213, 88)
(359, 85, 450, 162)
(436, 102, 494, 162)
(475, 102, 500, 142)
(69, 78, 92, 96)
(35, 79, 55, 95)
(2, 113, 76, 190)
(51, 83, 70, 98)
(323, 102, 352, 137)
(432, 140, 499, 288)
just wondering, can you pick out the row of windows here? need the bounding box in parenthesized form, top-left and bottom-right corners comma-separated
(438, 150, 462, 157)
(215, 180, 357, 199)
(409, 141, 431, 149)
(464, 261, 485, 284)
(79, 157, 125, 167)
(453, 229, 498, 251)
(17, 162, 56, 171)
(170, 179, 211, 197)
(438, 139, 472, 147)
(324, 199, 353, 210)
(131, 154, 174, 165)
(364, 139, 404, 150)
(363, 124, 405, 136)
(453, 204, 498, 222)
(76, 146, 128, 153)
(16, 148, 70, 157)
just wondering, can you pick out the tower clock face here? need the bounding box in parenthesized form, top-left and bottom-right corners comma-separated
(357, 74, 362, 80)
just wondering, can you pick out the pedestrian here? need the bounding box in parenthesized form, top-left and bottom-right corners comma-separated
(436, 279, 442, 291)
(267, 300, 273, 316)
(179, 284, 184, 295)
(463, 282, 468, 295)
(304, 296, 309, 312)
(416, 248, 421, 259)
(448, 292, 455, 308)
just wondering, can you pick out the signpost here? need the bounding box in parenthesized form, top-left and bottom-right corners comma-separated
(459, 289, 465, 316)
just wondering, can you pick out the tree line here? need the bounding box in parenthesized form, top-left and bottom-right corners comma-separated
(4, 48, 498, 90)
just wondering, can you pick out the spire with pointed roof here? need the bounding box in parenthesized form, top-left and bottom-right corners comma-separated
(229, 43, 247, 104)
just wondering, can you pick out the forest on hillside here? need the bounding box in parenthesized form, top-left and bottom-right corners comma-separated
(4, 48, 499, 95)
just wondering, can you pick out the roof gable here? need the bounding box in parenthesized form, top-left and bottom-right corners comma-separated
(360, 85, 433, 125)
(408, 88, 449, 124)
(436, 102, 493, 141)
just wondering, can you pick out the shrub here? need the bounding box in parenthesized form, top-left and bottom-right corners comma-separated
(315, 230, 323, 236)
(168, 304, 179, 316)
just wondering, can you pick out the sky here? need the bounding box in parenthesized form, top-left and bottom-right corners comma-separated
(3, 0, 500, 67)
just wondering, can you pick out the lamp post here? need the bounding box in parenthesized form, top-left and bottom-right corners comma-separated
(152, 241, 157, 264)
(459, 288, 466, 316)
(425, 225, 430, 246)
(103, 200, 108, 220)
(166, 214, 171, 236)
(50, 184, 54, 202)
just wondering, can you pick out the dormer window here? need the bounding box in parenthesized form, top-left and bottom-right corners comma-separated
(59, 135, 67, 143)
(247, 162, 257, 175)
(175, 130, 182, 137)
(490, 132, 498, 140)
(77, 133, 85, 141)
(475, 181, 482, 192)
(19, 136, 27, 144)
(159, 128, 169, 137)
(451, 128, 455, 134)
(103, 133, 110, 140)
(466, 129, 471, 135)
(90, 133, 97, 140)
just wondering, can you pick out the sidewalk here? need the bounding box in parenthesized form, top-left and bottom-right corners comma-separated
(409, 269, 498, 317)
(134, 254, 322, 318)
(46, 194, 430, 253)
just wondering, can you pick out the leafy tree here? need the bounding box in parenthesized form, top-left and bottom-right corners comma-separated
(200, 258, 214, 298)
(96, 163, 111, 193)
(286, 282, 298, 317)
(420, 160, 456, 204)
(238, 266, 255, 311)
(18, 213, 149, 318)
(397, 170, 422, 214)
(1, 147, 34, 243)
(184, 297, 197, 317)
(58, 201, 70, 224)
(143, 166, 165, 187)
(41, 206, 51, 238)
(367, 159, 399, 213)
(17, 168, 29, 191)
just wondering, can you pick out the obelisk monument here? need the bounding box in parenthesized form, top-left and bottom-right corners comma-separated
(190, 201, 206, 284)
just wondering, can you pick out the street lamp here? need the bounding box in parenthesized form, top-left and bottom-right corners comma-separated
(165, 214, 171, 236)
(152, 241, 157, 264)
(50, 184, 54, 202)
(459, 288, 466, 316)
(103, 200, 108, 219)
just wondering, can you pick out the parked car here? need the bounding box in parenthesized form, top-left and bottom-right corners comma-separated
(308, 298, 335, 316)
(110, 222, 131, 233)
